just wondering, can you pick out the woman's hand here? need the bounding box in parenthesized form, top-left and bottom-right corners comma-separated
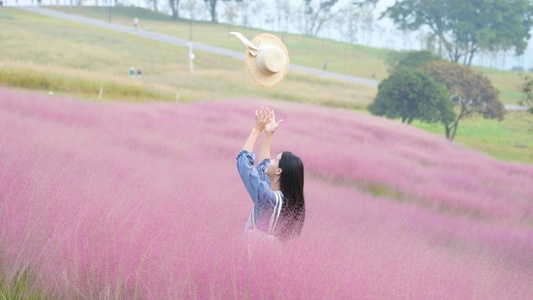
(265, 108, 284, 134)
(253, 106, 271, 132)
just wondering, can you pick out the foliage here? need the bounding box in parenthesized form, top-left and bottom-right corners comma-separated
(385, 50, 440, 73)
(379, 0, 533, 67)
(369, 67, 455, 125)
(423, 60, 505, 139)
(519, 75, 533, 114)
(303, 0, 340, 36)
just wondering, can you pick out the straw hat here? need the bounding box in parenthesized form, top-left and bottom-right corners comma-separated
(231, 32, 290, 87)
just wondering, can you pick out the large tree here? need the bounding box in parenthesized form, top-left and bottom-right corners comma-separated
(423, 60, 505, 139)
(376, 0, 533, 67)
(369, 68, 455, 125)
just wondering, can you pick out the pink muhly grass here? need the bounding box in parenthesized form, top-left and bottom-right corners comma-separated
(1, 87, 533, 299)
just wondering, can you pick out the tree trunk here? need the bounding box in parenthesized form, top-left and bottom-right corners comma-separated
(444, 123, 451, 139)
(153, 0, 158, 12)
(169, 0, 179, 19)
(449, 119, 459, 140)
(206, 0, 217, 22)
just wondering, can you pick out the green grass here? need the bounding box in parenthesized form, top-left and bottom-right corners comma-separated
(51, 6, 391, 80)
(0, 269, 50, 300)
(0, 64, 175, 102)
(412, 112, 533, 164)
(0, 6, 532, 164)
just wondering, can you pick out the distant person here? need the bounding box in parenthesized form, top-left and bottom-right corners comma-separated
(237, 106, 305, 244)
(137, 68, 142, 78)
(133, 17, 139, 30)
(129, 67, 135, 78)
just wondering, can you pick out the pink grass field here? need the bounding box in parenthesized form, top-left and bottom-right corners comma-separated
(1, 87, 533, 299)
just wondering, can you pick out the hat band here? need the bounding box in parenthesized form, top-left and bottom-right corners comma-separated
(230, 31, 260, 56)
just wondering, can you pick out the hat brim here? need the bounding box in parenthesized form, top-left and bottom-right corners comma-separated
(245, 34, 289, 87)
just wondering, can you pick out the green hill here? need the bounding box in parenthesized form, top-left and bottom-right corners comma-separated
(0, 6, 531, 164)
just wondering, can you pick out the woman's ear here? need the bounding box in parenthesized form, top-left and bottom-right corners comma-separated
(276, 168, 283, 176)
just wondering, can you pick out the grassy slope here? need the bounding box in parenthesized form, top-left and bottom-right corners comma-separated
(0, 6, 531, 164)
(0, 7, 373, 107)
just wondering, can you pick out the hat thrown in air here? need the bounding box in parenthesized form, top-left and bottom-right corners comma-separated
(230, 32, 290, 87)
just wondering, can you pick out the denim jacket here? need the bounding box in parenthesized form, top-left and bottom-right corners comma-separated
(236, 150, 284, 233)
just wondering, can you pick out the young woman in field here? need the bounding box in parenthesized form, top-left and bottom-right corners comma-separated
(236, 106, 305, 242)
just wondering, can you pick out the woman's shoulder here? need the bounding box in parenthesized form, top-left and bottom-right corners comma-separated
(237, 150, 255, 165)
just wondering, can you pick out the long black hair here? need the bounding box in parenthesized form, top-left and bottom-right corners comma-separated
(277, 151, 305, 241)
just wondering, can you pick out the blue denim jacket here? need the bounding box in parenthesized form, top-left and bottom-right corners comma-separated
(236, 150, 283, 233)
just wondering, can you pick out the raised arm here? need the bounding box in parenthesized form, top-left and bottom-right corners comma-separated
(258, 108, 284, 162)
(243, 107, 270, 152)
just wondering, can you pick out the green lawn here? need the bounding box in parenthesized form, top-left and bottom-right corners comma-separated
(413, 112, 533, 163)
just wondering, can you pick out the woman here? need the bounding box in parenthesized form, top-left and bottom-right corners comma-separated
(236, 106, 305, 242)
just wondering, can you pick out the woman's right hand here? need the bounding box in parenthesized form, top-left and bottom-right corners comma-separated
(265, 108, 284, 134)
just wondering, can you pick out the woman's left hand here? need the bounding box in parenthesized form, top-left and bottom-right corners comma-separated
(254, 106, 271, 132)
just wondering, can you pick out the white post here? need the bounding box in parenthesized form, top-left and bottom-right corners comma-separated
(186, 42, 195, 73)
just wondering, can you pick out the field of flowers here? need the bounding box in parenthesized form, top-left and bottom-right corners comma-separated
(1, 86, 533, 299)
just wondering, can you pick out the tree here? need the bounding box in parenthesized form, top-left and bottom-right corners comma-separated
(182, 0, 200, 19)
(333, 3, 360, 44)
(377, 0, 533, 67)
(369, 68, 455, 125)
(519, 75, 533, 114)
(385, 50, 440, 73)
(302, 0, 339, 36)
(423, 60, 505, 139)
(204, 0, 218, 22)
(169, 0, 180, 19)
(146, 0, 159, 11)
(204, 0, 244, 23)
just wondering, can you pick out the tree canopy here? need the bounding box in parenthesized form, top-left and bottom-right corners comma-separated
(422, 60, 505, 139)
(385, 50, 440, 73)
(520, 75, 533, 114)
(369, 68, 455, 125)
(379, 0, 533, 67)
